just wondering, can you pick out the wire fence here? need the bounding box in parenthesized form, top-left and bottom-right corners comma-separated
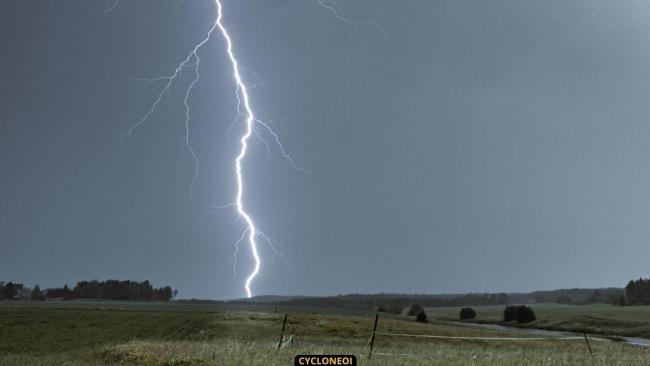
(272, 312, 648, 361)
(363, 313, 626, 359)
(374, 331, 612, 342)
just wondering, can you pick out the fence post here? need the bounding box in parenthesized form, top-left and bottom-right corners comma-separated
(368, 313, 379, 359)
(583, 332, 593, 357)
(277, 313, 288, 350)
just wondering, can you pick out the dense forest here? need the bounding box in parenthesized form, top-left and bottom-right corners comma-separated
(48, 280, 177, 301)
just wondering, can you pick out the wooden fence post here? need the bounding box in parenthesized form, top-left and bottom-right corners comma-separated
(277, 314, 288, 350)
(368, 313, 379, 359)
(583, 332, 593, 357)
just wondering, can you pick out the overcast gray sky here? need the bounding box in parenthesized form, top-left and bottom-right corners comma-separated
(2, 0, 650, 299)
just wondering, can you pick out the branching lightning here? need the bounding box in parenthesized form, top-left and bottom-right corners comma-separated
(316, 0, 382, 31)
(120, 24, 214, 191)
(315, 0, 392, 55)
(98, 0, 120, 14)
(121, 0, 301, 298)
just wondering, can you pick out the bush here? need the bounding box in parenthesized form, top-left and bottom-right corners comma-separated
(515, 305, 536, 323)
(503, 305, 536, 323)
(415, 311, 428, 323)
(459, 307, 476, 320)
(407, 303, 424, 316)
(503, 305, 518, 322)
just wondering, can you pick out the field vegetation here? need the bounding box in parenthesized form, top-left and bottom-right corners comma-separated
(2, 302, 650, 365)
(428, 303, 650, 339)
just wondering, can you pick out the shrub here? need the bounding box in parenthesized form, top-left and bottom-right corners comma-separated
(515, 305, 536, 323)
(407, 303, 424, 316)
(503, 305, 518, 322)
(503, 305, 536, 323)
(459, 307, 476, 320)
(415, 311, 428, 323)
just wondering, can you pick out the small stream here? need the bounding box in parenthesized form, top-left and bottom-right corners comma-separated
(446, 321, 650, 347)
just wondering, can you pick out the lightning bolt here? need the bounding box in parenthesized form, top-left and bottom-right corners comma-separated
(214, 0, 262, 299)
(121, 0, 301, 298)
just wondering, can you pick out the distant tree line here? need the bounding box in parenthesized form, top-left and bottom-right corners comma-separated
(0, 282, 24, 300)
(31, 285, 44, 301)
(509, 288, 624, 305)
(46, 280, 177, 301)
(281, 293, 510, 311)
(1, 282, 51, 301)
(624, 278, 650, 305)
(1, 280, 177, 302)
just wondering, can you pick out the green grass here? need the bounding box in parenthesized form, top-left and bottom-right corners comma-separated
(427, 303, 650, 338)
(1, 302, 650, 365)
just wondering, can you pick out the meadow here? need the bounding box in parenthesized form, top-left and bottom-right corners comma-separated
(427, 303, 650, 339)
(1, 301, 650, 365)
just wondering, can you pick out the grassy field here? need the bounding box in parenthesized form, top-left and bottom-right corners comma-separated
(2, 302, 650, 365)
(427, 303, 650, 339)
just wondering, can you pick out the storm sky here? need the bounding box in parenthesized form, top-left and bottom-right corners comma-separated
(3, 0, 650, 299)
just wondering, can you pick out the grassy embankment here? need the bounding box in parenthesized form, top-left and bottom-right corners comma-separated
(427, 303, 650, 339)
(1, 302, 650, 365)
